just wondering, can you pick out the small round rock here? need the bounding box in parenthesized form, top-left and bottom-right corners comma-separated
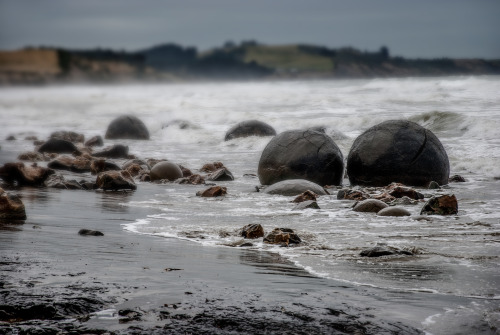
(150, 161, 183, 181)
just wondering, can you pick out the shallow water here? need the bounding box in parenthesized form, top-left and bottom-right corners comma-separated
(1, 76, 499, 333)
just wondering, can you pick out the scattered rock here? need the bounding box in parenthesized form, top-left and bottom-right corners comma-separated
(5, 135, 16, 141)
(292, 200, 320, 210)
(95, 170, 136, 191)
(38, 138, 80, 154)
(0, 187, 27, 222)
(387, 184, 424, 200)
(84, 135, 104, 147)
(196, 186, 227, 197)
(150, 161, 183, 181)
(93, 144, 129, 159)
(353, 199, 388, 213)
(263, 179, 328, 196)
(44, 175, 84, 190)
(179, 165, 193, 177)
(105, 115, 150, 140)
(176, 174, 205, 185)
(200, 162, 224, 173)
(347, 120, 450, 187)
(449, 174, 466, 183)
(263, 228, 301, 246)
(224, 120, 277, 141)
(0, 162, 55, 186)
(292, 190, 318, 203)
(240, 224, 265, 239)
(420, 194, 458, 215)
(50, 130, 84, 143)
(78, 229, 104, 236)
(360, 245, 413, 257)
(47, 155, 92, 173)
(258, 129, 344, 186)
(162, 119, 199, 130)
(207, 167, 234, 181)
(377, 206, 411, 216)
(337, 189, 370, 201)
(118, 309, 142, 323)
(90, 159, 121, 175)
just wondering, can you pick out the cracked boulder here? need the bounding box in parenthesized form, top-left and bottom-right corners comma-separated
(224, 120, 277, 141)
(105, 115, 150, 140)
(347, 120, 449, 187)
(258, 129, 344, 186)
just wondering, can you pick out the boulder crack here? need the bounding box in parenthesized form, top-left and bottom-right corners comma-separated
(410, 129, 427, 165)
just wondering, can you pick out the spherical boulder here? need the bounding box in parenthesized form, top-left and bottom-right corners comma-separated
(150, 161, 183, 181)
(346, 120, 449, 187)
(258, 129, 344, 186)
(105, 115, 150, 140)
(224, 120, 276, 141)
(263, 179, 327, 196)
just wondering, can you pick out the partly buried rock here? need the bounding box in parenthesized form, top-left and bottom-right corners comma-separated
(206, 167, 234, 181)
(85, 135, 104, 147)
(337, 189, 370, 201)
(200, 162, 224, 173)
(263, 179, 328, 196)
(90, 159, 121, 175)
(353, 199, 388, 213)
(347, 120, 449, 187)
(240, 224, 265, 239)
(292, 200, 320, 210)
(449, 174, 466, 183)
(196, 186, 227, 197)
(0, 162, 54, 186)
(0, 187, 27, 222)
(263, 228, 301, 246)
(38, 138, 80, 154)
(78, 229, 104, 236)
(258, 129, 344, 186)
(50, 130, 84, 143)
(44, 175, 84, 190)
(47, 155, 92, 173)
(377, 206, 411, 217)
(292, 190, 317, 203)
(420, 194, 458, 215)
(150, 161, 183, 181)
(105, 115, 150, 140)
(93, 144, 129, 159)
(176, 174, 205, 185)
(360, 245, 413, 257)
(224, 120, 276, 141)
(95, 170, 136, 191)
(387, 184, 424, 200)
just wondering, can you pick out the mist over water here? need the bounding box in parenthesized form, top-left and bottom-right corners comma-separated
(1, 76, 499, 333)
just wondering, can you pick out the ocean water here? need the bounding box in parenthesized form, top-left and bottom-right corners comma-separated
(1, 76, 499, 333)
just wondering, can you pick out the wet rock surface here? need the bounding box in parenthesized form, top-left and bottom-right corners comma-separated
(240, 223, 265, 239)
(360, 245, 414, 257)
(38, 138, 80, 154)
(258, 129, 344, 186)
(292, 200, 320, 210)
(263, 179, 327, 196)
(85, 135, 104, 147)
(353, 199, 388, 213)
(93, 144, 130, 159)
(0, 162, 55, 186)
(150, 161, 183, 182)
(95, 170, 136, 191)
(105, 115, 150, 140)
(206, 167, 234, 181)
(292, 190, 318, 203)
(196, 186, 227, 197)
(49, 130, 85, 143)
(420, 194, 458, 215)
(377, 206, 411, 216)
(347, 120, 450, 187)
(0, 187, 26, 222)
(224, 120, 277, 141)
(264, 228, 302, 246)
(78, 229, 104, 236)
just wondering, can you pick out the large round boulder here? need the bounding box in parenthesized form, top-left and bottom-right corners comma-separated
(150, 161, 183, 181)
(263, 179, 327, 196)
(224, 120, 276, 141)
(258, 129, 344, 186)
(105, 115, 150, 140)
(346, 120, 449, 187)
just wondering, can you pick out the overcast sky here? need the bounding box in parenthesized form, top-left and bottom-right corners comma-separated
(1, 0, 499, 59)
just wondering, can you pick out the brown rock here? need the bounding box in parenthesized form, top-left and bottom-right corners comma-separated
(387, 184, 424, 200)
(337, 189, 370, 201)
(47, 155, 92, 173)
(38, 138, 80, 154)
(179, 165, 192, 177)
(176, 174, 205, 185)
(0, 162, 55, 186)
(50, 130, 85, 143)
(95, 170, 136, 191)
(18, 151, 46, 162)
(196, 186, 227, 197)
(206, 168, 234, 181)
(93, 144, 129, 159)
(90, 159, 121, 175)
(449, 175, 466, 183)
(263, 228, 301, 246)
(240, 224, 265, 239)
(420, 194, 458, 215)
(292, 190, 318, 203)
(0, 187, 27, 222)
(353, 199, 388, 213)
(85, 135, 104, 147)
(200, 162, 224, 173)
(372, 192, 396, 203)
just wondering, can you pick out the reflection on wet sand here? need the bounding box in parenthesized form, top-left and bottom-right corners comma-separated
(239, 250, 315, 278)
(98, 190, 134, 213)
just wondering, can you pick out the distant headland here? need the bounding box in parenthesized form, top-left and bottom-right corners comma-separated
(1, 41, 499, 84)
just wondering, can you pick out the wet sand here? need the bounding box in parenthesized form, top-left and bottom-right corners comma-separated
(0, 183, 429, 334)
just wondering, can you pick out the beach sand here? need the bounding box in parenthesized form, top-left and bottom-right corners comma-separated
(0, 183, 424, 334)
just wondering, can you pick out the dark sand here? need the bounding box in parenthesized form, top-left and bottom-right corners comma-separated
(0, 182, 429, 334)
